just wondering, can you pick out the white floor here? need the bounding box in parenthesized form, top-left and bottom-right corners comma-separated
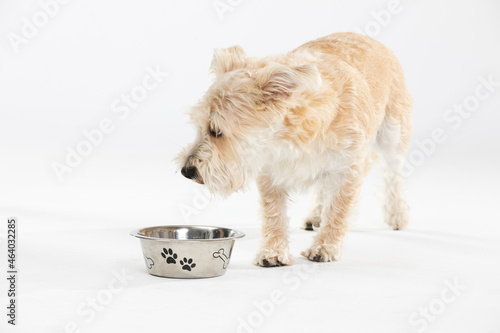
(2, 159, 499, 333)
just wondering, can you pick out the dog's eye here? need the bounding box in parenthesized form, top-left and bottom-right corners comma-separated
(209, 127, 222, 138)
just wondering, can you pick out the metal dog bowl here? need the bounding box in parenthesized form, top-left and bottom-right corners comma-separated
(130, 225, 245, 278)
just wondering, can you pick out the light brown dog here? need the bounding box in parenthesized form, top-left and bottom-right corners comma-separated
(178, 32, 412, 267)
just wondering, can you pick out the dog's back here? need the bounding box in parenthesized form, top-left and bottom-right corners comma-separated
(295, 32, 412, 153)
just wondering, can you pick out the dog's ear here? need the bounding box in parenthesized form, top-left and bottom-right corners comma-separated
(256, 64, 322, 102)
(210, 46, 247, 76)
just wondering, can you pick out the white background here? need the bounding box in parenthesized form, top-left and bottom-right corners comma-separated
(1, 0, 499, 332)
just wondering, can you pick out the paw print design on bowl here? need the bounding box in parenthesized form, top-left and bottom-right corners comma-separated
(180, 257, 196, 271)
(161, 248, 178, 264)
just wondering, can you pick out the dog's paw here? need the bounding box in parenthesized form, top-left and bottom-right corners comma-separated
(254, 248, 293, 267)
(303, 218, 321, 231)
(385, 201, 409, 231)
(301, 243, 341, 262)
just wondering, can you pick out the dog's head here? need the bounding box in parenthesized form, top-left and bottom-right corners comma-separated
(177, 46, 322, 196)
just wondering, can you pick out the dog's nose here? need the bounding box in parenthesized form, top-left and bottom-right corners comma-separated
(181, 166, 198, 180)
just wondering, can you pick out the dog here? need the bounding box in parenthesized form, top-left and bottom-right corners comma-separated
(177, 32, 412, 267)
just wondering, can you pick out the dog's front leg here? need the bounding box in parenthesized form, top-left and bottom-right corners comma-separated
(302, 161, 366, 262)
(254, 175, 293, 267)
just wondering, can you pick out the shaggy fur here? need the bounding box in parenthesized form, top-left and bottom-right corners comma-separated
(177, 32, 412, 267)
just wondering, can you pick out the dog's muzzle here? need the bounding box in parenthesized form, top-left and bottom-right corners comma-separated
(181, 166, 198, 180)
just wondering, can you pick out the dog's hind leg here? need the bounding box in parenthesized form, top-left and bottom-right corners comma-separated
(372, 63, 413, 230)
(303, 190, 324, 231)
(254, 175, 294, 267)
(375, 98, 412, 230)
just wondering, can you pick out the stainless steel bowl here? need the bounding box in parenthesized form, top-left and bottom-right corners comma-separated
(130, 225, 245, 278)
